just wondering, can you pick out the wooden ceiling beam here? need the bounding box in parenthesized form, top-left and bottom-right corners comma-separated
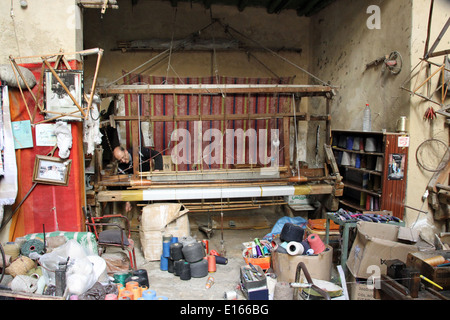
(98, 84, 334, 96)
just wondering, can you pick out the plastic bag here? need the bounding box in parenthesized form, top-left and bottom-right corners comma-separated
(263, 216, 307, 241)
(38, 239, 100, 295)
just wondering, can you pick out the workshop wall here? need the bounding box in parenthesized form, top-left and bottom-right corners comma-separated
(0, 0, 83, 64)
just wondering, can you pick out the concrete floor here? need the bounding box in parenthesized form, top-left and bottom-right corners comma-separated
(132, 206, 286, 300)
(1, 205, 336, 301)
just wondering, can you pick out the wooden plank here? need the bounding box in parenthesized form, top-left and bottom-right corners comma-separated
(380, 134, 408, 219)
(98, 84, 333, 96)
(112, 113, 330, 122)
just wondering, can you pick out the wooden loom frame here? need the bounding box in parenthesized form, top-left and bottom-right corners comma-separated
(8, 48, 104, 124)
(92, 83, 343, 215)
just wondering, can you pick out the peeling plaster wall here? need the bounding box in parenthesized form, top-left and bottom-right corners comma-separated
(310, 0, 412, 132)
(407, 0, 449, 238)
(83, 1, 311, 87)
(0, 0, 82, 64)
(83, 0, 314, 162)
(311, 0, 450, 236)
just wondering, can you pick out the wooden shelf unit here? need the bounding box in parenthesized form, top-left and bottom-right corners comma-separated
(331, 130, 409, 219)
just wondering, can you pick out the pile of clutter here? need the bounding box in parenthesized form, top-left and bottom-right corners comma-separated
(332, 208, 403, 224)
(109, 269, 168, 300)
(0, 235, 113, 299)
(0, 234, 166, 300)
(273, 222, 327, 256)
(159, 235, 227, 283)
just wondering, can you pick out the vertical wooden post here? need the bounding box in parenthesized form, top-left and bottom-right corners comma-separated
(131, 101, 140, 178)
(283, 116, 290, 173)
(326, 97, 332, 145)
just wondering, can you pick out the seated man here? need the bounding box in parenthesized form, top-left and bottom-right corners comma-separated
(113, 146, 163, 174)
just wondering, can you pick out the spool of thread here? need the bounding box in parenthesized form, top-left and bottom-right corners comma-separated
(209, 250, 220, 256)
(215, 256, 228, 265)
(170, 242, 184, 260)
(171, 237, 178, 243)
(105, 293, 118, 300)
(5, 256, 35, 277)
(117, 284, 125, 298)
(160, 255, 169, 271)
(255, 244, 262, 257)
(179, 262, 191, 280)
(307, 234, 325, 254)
(224, 290, 237, 300)
(120, 290, 134, 300)
(3, 242, 20, 260)
(142, 289, 156, 300)
(424, 255, 446, 267)
(190, 258, 209, 278)
(10, 274, 38, 293)
(125, 280, 139, 292)
(182, 242, 205, 263)
(132, 285, 142, 300)
(20, 239, 45, 257)
(0, 254, 11, 268)
(306, 248, 315, 255)
(113, 272, 131, 286)
(174, 259, 186, 276)
(280, 223, 304, 243)
(300, 240, 311, 254)
(168, 258, 174, 273)
(202, 239, 209, 254)
(162, 240, 171, 258)
(132, 269, 149, 287)
(207, 255, 216, 273)
(286, 241, 304, 256)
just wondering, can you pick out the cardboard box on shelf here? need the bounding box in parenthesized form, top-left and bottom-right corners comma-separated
(346, 221, 432, 279)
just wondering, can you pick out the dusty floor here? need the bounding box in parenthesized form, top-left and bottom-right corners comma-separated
(1, 205, 341, 301)
(131, 206, 288, 300)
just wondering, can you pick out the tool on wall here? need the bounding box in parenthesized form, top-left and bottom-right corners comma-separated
(366, 51, 403, 75)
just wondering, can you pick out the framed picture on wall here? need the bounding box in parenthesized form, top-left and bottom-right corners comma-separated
(44, 69, 83, 121)
(32, 155, 72, 186)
